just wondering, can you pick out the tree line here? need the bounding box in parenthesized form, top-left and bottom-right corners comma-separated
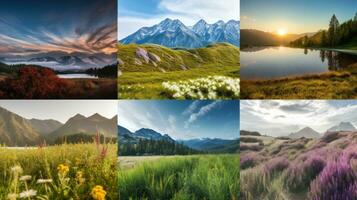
(119, 138, 203, 156)
(291, 12, 357, 47)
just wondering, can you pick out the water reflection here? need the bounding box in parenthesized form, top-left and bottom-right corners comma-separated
(241, 46, 357, 80)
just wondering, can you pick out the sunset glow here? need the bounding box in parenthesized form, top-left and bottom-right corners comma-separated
(277, 28, 287, 36)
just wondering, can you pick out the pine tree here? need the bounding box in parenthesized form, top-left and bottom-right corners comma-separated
(328, 14, 340, 46)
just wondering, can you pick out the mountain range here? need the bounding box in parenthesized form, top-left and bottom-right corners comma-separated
(0, 106, 117, 146)
(326, 122, 356, 132)
(287, 122, 356, 139)
(120, 18, 239, 48)
(118, 125, 238, 153)
(3, 52, 117, 71)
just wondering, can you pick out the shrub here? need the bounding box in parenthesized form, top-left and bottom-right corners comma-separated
(263, 157, 289, 175)
(241, 156, 256, 170)
(321, 132, 341, 143)
(240, 137, 263, 143)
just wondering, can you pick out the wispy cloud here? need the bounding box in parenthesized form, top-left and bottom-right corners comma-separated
(185, 101, 222, 128)
(182, 101, 200, 115)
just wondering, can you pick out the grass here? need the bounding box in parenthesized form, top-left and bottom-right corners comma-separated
(118, 43, 240, 99)
(0, 143, 118, 200)
(241, 67, 357, 99)
(118, 154, 239, 200)
(119, 66, 239, 99)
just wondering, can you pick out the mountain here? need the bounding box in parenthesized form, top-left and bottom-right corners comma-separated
(0, 107, 42, 146)
(118, 43, 239, 72)
(118, 126, 175, 143)
(326, 122, 356, 132)
(288, 127, 321, 139)
(120, 18, 239, 48)
(28, 56, 57, 62)
(181, 138, 239, 153)
(241, 29, 315, 47)
(29, 119, 63, 135)
(50, 113, 117, 141)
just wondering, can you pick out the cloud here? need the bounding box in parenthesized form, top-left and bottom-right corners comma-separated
(240, 100, 357, 136)
(241, 15, 256, 22)
(182, 101, 200, 115)
(118, 0, 239, 39)
(185, 101, 222, 128)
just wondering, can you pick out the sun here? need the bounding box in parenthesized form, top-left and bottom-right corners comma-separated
(277, 28, 287, 36)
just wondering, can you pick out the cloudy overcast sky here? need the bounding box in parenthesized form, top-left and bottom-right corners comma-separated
(118, 100, 239, 140)
(118, 0, 240, 39)
(241, 100, 357, 137)
(0, 0, 117, 58)
(0, 100, 117, 123)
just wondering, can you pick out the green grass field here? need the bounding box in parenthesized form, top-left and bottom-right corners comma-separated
(118, 154, 239, 200)
(0, 143, 118, 200)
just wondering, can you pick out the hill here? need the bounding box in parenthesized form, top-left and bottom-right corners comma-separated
(29, 119, 63, 135)
(49, 113, 117, 141)
(0, 107, 42, 146)
(327, 122, 356, 132)
(241, 29, 315, 47)
(120, 18, 239, 48)
(118, 43, 239, 72)
(288, 127, 321, 139)
(181, 138, 239, 153)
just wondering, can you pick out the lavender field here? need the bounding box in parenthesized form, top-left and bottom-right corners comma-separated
(240, 131, 357, 200)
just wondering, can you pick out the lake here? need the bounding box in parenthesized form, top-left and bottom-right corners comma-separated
(241, 46, 357, 80)
(57, 74, 98, 79)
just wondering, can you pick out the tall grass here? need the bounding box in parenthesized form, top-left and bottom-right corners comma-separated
(0, 143, 118, 199)
(118, 155, 239, 200)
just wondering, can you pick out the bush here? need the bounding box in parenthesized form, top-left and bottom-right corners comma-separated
(321, 132, 341, 143)
(0, 67, 75, 98)
(263, 157, 289, 175)
(241, 155, 256, 170)
(240, 137, 263, 143)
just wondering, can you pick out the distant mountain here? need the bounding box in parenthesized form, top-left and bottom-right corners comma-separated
(181, 138, 239, 153)
(240, 130, 261, 136)
(0, 107, 42, 146)
(120, 18, 239, 48)
(327, 122, 356, 132)
(241, 29, 315, 47)
(50, 113, 117, 141)
(288, 127, 321, 139)
(118, 126, 175, 143)
(29, 119, 63, 135)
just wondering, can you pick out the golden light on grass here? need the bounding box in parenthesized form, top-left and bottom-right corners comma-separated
(277, 28, 287, 36)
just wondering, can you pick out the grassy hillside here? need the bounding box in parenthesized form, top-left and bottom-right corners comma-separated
(118, 155, 239, 200)
(240, 132, 357, 200)
(118, 43, 239, 72)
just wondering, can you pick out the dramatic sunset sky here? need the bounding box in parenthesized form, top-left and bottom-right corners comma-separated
(0, 0, 117, 58)
(118, 100, 239, 140)
(241, 100, 357, 137)
(241, 0, 357, 34)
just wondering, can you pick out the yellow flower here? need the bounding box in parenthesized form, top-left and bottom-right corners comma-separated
(57, 164, 69, 175)
(76, 171, 85, 185)
(91, 185, 106, 200)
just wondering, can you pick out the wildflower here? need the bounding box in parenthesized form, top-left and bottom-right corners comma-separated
(19, 175, 32, 181)
(91, 185, 107, 200)
(57, 164, 69, 175)
(19, 189, 37, 198)
(76, 171, 85, 185)
(11, 165, 23, 174)
(7, 193, 18, 200)
(36, 179, 53, 184)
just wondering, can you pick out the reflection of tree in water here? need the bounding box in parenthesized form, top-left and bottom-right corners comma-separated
(304, 48, 308, 55)
(320, 50, 357, 71)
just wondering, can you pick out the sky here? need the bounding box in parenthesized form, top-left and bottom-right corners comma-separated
(241, 100, 357, 137)
(241, 0, 357, 34)
(0, 100, 117, 123)
(118, 0, 240, 39)
(0, 0, 117, 58)
(118, 100, 239, 140)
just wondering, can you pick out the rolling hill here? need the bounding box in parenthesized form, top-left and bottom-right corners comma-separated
(118, 42, 240, 72)
(326, 122, 356, 132)
(288, 127, 321, 139)
(181, 138, 239, 153)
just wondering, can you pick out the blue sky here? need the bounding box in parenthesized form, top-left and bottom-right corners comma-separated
(118, 100, 239, 140)
(241, 100, 357, 137)
(0, 0, 116, 58)
(118, 0, 240, 39)
(241, 0, 357, 33)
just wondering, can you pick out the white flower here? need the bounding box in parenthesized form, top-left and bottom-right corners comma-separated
(19, 175, 32, 181)
(37, 179, 53, 184)
(19, 189, 37, 198)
